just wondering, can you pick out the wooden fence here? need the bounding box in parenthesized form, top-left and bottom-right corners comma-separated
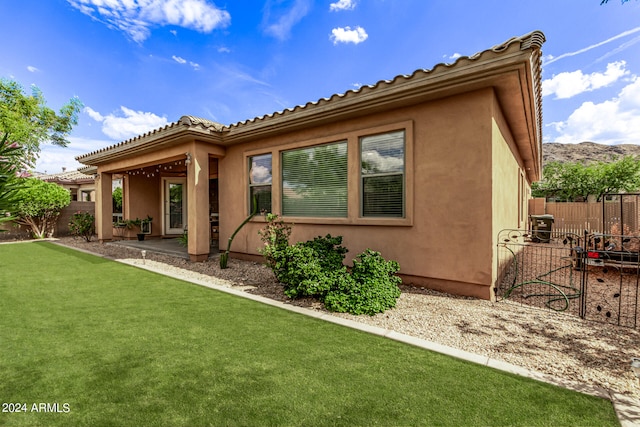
(529, 196, 640, 236)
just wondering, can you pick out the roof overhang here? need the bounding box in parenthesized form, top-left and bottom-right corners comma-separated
(76, 117, 223, 167)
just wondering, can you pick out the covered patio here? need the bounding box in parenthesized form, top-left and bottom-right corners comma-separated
(77, 116, 224, 262)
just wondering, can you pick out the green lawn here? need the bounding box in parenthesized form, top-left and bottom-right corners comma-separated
(0, 242, 619, 427)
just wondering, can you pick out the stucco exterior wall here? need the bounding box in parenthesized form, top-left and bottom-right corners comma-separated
(219, 89, 497, 299)
(490, 94, 531, 298)
(124, 174, 161, 238)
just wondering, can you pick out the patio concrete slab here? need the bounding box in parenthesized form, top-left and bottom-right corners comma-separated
(107, 238, 219, 259)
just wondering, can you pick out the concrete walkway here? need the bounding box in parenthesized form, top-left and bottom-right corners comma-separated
(106, 238, 219, 259)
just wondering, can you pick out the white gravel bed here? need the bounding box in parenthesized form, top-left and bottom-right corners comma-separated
(55, 237, 640, 400)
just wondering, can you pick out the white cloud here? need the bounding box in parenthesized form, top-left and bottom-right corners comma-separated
(545, 26, 640, 65)
(35, 136, 113, 174)
(217, 46, 231, 53)
(84, 106, 169, 140)
(67, 0, 231, 43)
(262, 0, 311, 41)
(250, 165, 271, 184)
(330, 26, 368, 45)
(542, 61, 630, 99)
(548, 77, 640, 145)
(172, 55, 187, 64)
(330, 0, 356, 11)
(84, 106, 104, 121)
(27, 66, 40, 73)
(362, 150, 403, 173)
(172, 55, 200, 70)
(445, 53, 461, 62)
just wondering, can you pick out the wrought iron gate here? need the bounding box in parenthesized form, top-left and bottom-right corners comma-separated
(496, 229, 639, 328)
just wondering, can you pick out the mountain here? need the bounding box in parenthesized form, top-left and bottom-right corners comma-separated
(543, 142, 640, 165)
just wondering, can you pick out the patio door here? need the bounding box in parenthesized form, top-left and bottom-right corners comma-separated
(164, 178, 187, 235)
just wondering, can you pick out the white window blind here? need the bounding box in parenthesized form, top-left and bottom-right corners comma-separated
(281, 142, 348, 217)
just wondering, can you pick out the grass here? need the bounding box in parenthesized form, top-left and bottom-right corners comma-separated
(0, 241, 619, 427)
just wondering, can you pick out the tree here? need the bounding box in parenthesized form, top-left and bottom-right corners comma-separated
(0, 135, 24, 228)
(112, 186, 123, 212)
(0, 78, 82, 168)
(532, 156, 640, 201)
(593, 156, 640, 200)
(14, 178, 70, 238)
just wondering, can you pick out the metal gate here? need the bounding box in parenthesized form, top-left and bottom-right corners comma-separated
(495, 229, 639, 328)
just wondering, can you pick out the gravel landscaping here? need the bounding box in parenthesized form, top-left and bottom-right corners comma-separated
(53, 236, 640, 400)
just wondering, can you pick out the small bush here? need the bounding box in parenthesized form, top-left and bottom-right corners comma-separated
(283, 245, 351, 299)
(324, 249, 402, 315)
(258, 213, 292, 275)
(68, 211, 95, 242)
(299, 234, 348, 270)
(259, 218, 402, 315)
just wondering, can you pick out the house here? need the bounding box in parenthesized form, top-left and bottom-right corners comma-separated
(77, 31, 545, 300)
(38, 168, 95, 201)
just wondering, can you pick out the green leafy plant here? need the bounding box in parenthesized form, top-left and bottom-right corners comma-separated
(0, 78, 82, 168)
(177, 229, 188, 247)
(324, 249, 402, 315)
(0, 136, 23, 228)
(112, 187, 122, 212)
(259, 219, 401, 315)
(121, 215, 152, 231)
(14, 178, 70, 238)
(300, 234, 348, 270)
(68, 211, 95, 242)
(258, 213, 292, 273)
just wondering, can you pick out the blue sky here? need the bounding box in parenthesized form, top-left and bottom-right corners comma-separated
(1, 0, 639, 174)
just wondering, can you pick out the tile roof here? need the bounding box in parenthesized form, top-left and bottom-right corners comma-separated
(38, 168, 95, 183)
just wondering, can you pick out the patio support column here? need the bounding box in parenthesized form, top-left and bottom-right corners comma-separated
(95, 171, 113, 243)
(187, 147, 210, 262)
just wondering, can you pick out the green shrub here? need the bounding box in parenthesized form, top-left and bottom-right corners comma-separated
(279, 245, 351, 299)
(299, 234, 348, 270)
(259, 217, 402, 315)
(68, 211, 95, 242)
(324, 249, 402, 315)
(258, 213, 293, 278)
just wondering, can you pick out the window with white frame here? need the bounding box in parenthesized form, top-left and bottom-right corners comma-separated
(249, 154, 272, 214)
(360, 130, 405, 218)
(281, 141, 348, 217)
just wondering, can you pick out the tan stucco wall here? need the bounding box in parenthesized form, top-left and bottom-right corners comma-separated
(124, 174, 161, 238)
(219, 89, 498, 299)
(491, 94, 531, 299)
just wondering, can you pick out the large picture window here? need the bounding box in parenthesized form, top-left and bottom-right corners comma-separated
(282, 142, 348, 217)
(360, 130, 405, 217)
(249, 154, 272, 214)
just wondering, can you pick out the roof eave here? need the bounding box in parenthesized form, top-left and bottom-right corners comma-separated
(76, 125, 222, 166)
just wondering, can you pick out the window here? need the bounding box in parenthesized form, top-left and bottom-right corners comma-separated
(281, 141, 347, 217)
(360, 130, 405, 217)
(249, 154, 272, 214)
